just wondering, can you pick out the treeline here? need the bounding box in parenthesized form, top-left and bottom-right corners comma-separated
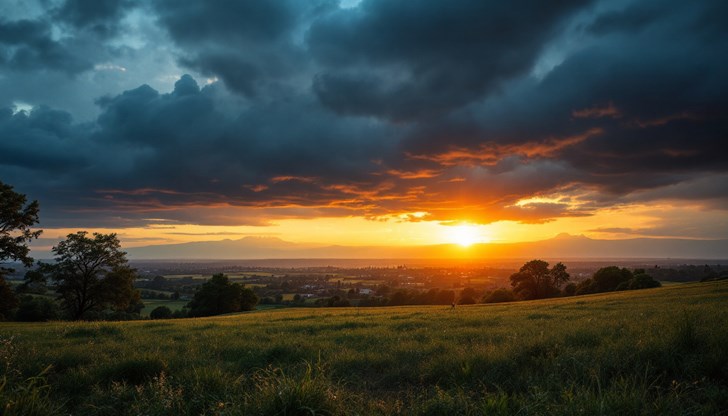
(313, 260, 663, 308)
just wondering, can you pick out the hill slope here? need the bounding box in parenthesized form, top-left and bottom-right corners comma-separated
(2, 281, 727, 414)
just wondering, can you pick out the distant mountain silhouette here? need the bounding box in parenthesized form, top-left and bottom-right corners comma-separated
(125, 234, 728, 260)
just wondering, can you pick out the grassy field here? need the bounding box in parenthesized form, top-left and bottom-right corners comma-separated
(1, 281, 727, 415)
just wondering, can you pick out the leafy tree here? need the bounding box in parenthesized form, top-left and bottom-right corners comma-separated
(482, 288, 515, 304)
(42, 232, 139, 320)
(150, 306, 173, 319)
(510, 260, 571, 300)
(187, 273, 258, 317)
(240, 286, 259, 310)
(0, 180, 41, 274)
(591, 266, 633, 292)
(616, 271, 662, 291)
(0, 181, 41, 319)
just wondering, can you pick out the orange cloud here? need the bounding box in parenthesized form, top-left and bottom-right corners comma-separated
(572, 102, 621, 119)
(633, 111, 701, 128)
(409, 128, 603, 167)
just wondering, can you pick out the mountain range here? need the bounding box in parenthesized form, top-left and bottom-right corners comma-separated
(124, 234, 728, 260)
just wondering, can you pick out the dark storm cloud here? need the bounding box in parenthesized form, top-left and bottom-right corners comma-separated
(1, 0, 726, 231)
(399, 0, 728, 198)
(1, 74, 397, 227)
(55, 0, 136, 38)
(308, 0, 592, 120)
(152, 0, 335, 97)
(0, 18, 92, 73)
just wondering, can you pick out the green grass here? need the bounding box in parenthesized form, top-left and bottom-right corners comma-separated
(1, 281, 727, 415)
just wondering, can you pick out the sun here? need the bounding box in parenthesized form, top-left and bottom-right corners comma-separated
(449, 224, 480, 247)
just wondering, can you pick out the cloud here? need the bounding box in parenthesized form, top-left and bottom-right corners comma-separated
(0, 0, 726, 237)
(54, 0, 136, 38)
(0, 17, 92, 74)
(152, 0, 334, 96)
(308, 0, 592, 120)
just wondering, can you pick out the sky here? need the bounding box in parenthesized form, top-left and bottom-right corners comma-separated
(1, 0, 727, 252)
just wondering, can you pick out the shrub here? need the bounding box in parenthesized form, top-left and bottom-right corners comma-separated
(483, 288, 514, 304)
(150, 306, 173, 320)
(15, 296, 60, 322)
(562, 283, 577, 296)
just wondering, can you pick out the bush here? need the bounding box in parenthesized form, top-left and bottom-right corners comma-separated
(575, 278, 598, 295)
(562, 283, 577, 296)
(150, 306, 173, 320)
(627, 273, 662, 290)
(483, 288, 515, 304)
(171, 309, 188, 319)
(15, 296, 60, 322)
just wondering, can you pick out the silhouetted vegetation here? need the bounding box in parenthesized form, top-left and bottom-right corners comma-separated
(509, 259, 570, 300)
(187, 273, 258, 317)
(38, 232, 140, 320)
(14, 295, 60, 322)
(149, 305, 172, 319)
(0, 180, 41, 320)
(577, 266, 661, 295)
(483, 287, 515, 303)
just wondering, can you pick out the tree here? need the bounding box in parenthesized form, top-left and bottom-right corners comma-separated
(43, 232, 138, 320)
(0, 181, 41, 319)
(187, 273, 258, 317)
(591, 266, 633, 292)
(509, 260, 571, 300)
(616, 271, 662, 291)
(483, 288, 515, 304)
(0, 181, 41, 274)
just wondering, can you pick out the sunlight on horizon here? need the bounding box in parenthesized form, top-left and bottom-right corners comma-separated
(447, 224, 486, 247)
(28, 202, 722, 257)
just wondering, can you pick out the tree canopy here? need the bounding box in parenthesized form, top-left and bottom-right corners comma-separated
(0, 180, 41, 273)
(42, 231, 138, 320)
(187, 273, 258, 317)
(510, 260, 570, 300)
(0, 180, 41, 319)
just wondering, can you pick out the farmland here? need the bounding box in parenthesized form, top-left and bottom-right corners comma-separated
(2, 281, 727, 415)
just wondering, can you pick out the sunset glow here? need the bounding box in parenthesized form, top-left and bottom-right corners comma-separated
(2, 0, 725, 260)
(447, 224, 482, 247)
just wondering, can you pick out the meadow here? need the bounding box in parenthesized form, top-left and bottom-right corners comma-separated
(1, 281, 727, 415)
